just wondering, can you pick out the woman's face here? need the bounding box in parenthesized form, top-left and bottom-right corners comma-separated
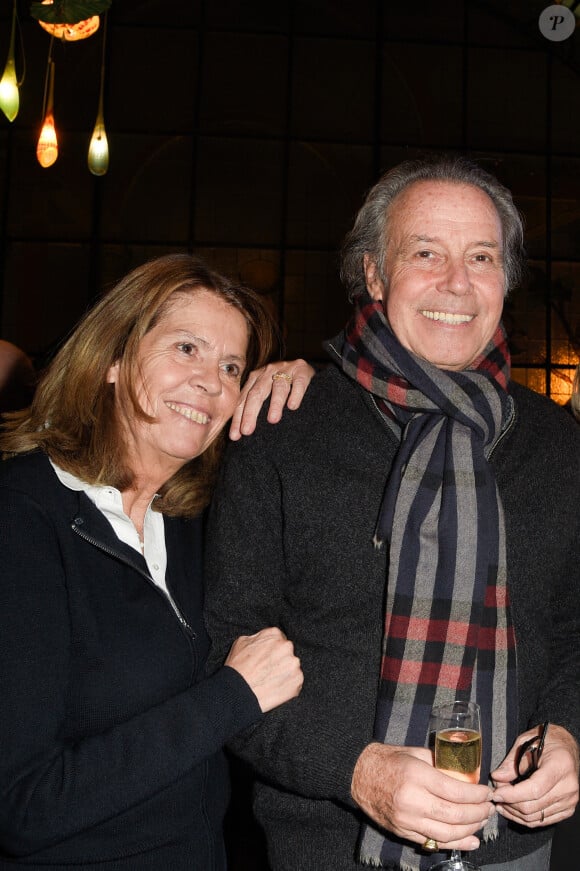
(108, 290, 249, 485)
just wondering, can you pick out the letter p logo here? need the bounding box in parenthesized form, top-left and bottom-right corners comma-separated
(539, 4, 576, 41)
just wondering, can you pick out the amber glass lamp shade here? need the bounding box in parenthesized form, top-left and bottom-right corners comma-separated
(37, 112, 58, 167)
(38, 17, 100, 41)
(36, 59, 58, 168)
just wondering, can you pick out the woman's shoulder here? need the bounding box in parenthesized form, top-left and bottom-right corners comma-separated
(0, 450, 58, 495)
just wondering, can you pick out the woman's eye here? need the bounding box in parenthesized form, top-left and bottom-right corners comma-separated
(177, 342, 195, 355)
(222, 363, 241, 379)
(417, 250, 433, 259)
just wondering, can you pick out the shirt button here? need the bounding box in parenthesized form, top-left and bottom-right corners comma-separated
(153, 563, 160, 571)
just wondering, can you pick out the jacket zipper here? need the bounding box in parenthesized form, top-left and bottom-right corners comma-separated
(71, 520, 196, 638)
(488, 396, 517, 461)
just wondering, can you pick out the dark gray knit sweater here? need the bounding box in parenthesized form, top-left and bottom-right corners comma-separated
(205, 364, 580, 870)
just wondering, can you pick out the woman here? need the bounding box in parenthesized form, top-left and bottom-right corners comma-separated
(0, 254, 308, 870)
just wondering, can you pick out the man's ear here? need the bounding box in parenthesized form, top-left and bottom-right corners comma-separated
(363, 254, 386, 302)
(107, 360, 120, 384)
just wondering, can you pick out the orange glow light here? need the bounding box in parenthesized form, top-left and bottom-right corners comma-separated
(36, 112, 58, 167)
(38, 17, 100, 41)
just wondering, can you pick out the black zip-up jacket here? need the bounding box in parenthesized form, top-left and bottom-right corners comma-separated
(0, 451, 261, 870)
(205, 366, 580, 870)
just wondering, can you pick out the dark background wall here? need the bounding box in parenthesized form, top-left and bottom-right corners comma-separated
(1, 0, 580, 400)
(0, 1, 578, 867)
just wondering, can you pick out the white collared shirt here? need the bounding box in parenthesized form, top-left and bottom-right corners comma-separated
(50, 460, 169, 594)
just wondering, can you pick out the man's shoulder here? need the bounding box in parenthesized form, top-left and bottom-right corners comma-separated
(227, 363, 381, 465)
(506, 380, 580, 464)
(297, 362, 362, 405)
(261, 364, 368, 433)
(510, 381, 580, 436)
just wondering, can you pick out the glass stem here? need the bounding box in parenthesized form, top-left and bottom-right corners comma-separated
(449, 850, 464, 869)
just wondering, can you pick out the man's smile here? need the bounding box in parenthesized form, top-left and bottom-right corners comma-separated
(420, 310, 475, 325)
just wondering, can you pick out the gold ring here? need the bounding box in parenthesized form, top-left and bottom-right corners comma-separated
(422, 838, 439, 852)
(272, 372, 293, 383)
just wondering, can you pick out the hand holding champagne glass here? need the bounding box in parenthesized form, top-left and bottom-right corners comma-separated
(427, 701, 482, 871)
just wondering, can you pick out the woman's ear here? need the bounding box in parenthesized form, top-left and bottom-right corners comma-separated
(107, 361, 120, 384)
(363, 254, 386, 302)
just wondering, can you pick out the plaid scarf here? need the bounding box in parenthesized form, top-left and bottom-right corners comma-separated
(328, 293, 518, 871)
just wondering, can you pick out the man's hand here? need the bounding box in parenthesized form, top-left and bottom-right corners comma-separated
(492, 724, 580, 827)
(229, 359, 315, 440)
(351, 743, 494, 852)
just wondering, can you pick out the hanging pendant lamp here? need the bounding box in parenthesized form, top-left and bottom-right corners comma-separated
(0, 0, 22, 121)
(36, 40, 58, 168)
(87, 12, 109, 175)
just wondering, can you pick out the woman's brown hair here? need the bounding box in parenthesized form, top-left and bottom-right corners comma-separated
(0, 253, 279, 517)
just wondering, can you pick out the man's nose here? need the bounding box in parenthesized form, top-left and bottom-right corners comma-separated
(437, 259, 472, 296)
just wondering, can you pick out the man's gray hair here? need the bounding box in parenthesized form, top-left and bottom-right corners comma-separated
(340, 155, 525, 300)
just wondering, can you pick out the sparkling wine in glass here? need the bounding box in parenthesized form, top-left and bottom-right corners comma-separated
(427, 700, 482, 871)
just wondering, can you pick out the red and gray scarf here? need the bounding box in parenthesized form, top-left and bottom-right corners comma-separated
(329, 292, 518, 871)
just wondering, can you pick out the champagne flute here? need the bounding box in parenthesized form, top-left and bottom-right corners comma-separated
(427, 700, 482, 871)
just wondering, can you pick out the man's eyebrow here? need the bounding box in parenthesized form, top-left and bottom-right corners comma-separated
(406, 234, 500, 248)
(395, 234, 439, 254)
(472, 240, 500, 249)
(409, 234, 437, 243)
(397, 234, 442, 250)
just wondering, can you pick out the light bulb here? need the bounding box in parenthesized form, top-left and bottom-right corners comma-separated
(36, 112, 58, 168)
(88, 117, 109, 175)
(0, 55, 18, 121)
(0, 1, 19, 122)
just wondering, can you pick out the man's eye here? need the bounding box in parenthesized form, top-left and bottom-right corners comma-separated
(177, 342, 195, 355)
(223, 363, 241, 378)
(417, 250, 433, 259)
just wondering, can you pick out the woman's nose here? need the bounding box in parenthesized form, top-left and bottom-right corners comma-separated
(190, 364, 222, 395)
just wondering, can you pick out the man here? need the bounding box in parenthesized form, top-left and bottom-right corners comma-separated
(205, 157, 580, 871)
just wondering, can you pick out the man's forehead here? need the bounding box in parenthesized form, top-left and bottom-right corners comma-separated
(386, 180, 503, 239)
(391, 179, 498, 213)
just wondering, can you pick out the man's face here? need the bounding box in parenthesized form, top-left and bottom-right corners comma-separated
(365, 180, 506, 371)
